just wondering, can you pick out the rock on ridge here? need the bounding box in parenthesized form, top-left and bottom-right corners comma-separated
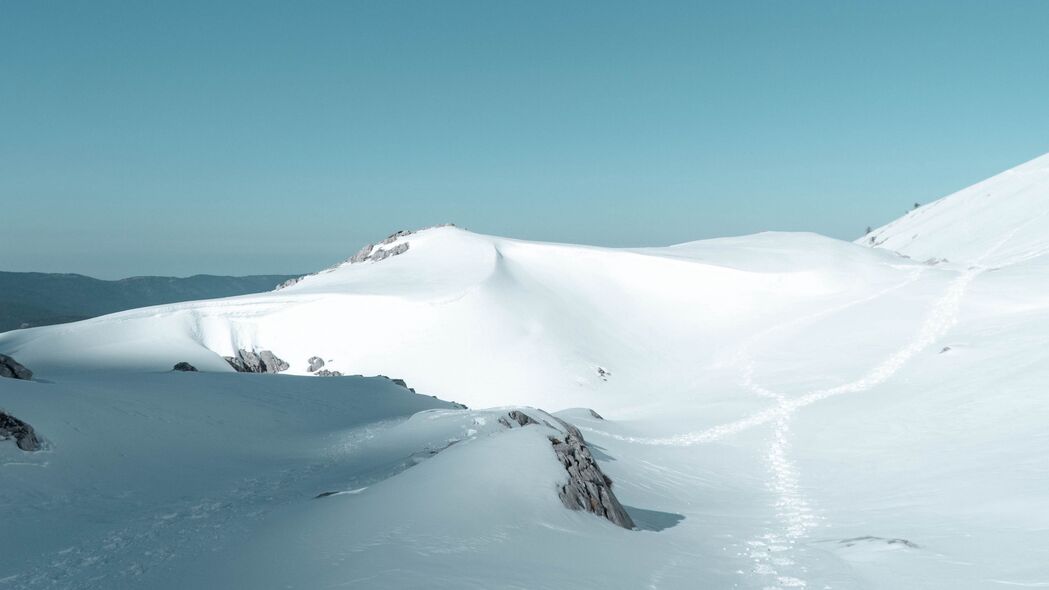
(0, 410, 43, 451)
(224, 349, 290, 373)
(497, 409, 634, 529)
(548, 416, 635, 529)
(307, 356, 325, 372)
(0, 354, 33, 380)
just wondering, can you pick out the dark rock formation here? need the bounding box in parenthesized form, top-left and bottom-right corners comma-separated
(307, 356, 325, 372)
(0, 410, 42, 451)
(275, 276, 304, 290)
(588, 409, 605, 420)
(549, 417, 635, 529)
(597, 367, 610, 381)
(314, 369, 342, 377)
(0, 354, 32, 380)
(496, 409, 633, 529)
(224, 349, 289, 373)
(172, 362, 198, 372)
(388, 377, 417, 393)
(381, 230, 413, 245)
(508, 410, 538, 427)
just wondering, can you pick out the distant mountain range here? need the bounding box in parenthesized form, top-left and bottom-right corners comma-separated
(0, 271, 299, 332)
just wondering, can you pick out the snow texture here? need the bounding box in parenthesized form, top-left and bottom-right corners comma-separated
(3, 156, 1049, 588)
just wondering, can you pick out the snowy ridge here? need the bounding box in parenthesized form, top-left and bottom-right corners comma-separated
(862, 151, 1049, 266)
(4, 154, 1049, 589)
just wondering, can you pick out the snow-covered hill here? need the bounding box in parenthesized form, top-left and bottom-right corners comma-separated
(3, 153, 1049, 589)
(861, 152, 1049, 266)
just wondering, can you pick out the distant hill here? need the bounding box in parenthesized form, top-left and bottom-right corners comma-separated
(0, 272, 299, 332)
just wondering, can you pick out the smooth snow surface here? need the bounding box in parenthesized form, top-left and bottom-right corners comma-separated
(862, 152, 1049, 266)
(3, 153, 1049, 589)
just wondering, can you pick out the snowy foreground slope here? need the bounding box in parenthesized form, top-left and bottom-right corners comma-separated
(3, 154, 1049, 589)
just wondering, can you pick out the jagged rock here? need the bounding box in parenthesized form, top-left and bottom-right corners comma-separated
(588, 409, 604, 420)
(496, 409, 633, 529)
(307, 356, 325, 372)
(349, 240, 410, 264)
(275, 276, 304, 290)
(381, 229, 413, 245)
(508, 410, 538, 427)
(549, 417, 635, 529)
(350, 243, 374, 263)
(0, 354, 33, 380)
(314, 369, 342, 377)
(370, 242, 410, 262)
(389, 378, 417, 393)
(0, 410, 42, 451)
(224, 349, 289, 373)
(172, 362, 198, 372)
(597, 367, 610, 381)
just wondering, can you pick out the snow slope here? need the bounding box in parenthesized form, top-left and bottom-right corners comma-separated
(862, 152, 1049, 266)
(3, 152, 1049, 589)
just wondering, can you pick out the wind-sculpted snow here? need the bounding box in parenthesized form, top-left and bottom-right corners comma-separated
(4, 159, 1049, 590)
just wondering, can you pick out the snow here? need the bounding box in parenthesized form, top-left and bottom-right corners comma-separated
(862, 151, 1049, 266)
(3, 153, 1049, 588)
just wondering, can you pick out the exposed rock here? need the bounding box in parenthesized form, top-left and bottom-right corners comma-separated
(588, 409, 605, 420)
(172, 362, 198, 372)
(509, 410, 538, 427)
(0, 410, 42, 451)
(314, 369, 342, 377)
(389, 378, 416, 393)
(307, 356, 325, 372)
(349, 239, 410, 264)
(496, 409, 633, 529)
(349, 243, 374, 263)
(597, 367, 610, 381)
(275, 276, 304, 290)
(0, 354, 33, 380)
(224, 349, 289, 374)
(381, 229, 413, 245)
(369, 242, 410, 262)
(549, 417, 635, 529)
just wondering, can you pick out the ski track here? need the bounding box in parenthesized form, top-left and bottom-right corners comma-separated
(589, 226, 1040, 589)
(584, 263, 993, 589)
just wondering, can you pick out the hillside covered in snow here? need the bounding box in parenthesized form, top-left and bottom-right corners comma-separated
(3, 153, 1049, 589)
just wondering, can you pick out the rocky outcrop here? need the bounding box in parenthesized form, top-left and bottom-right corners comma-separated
(349, 243, 375, 263)
(0, 410, 42, 451)
(0, 354, 32, 380)
(314, 369, 343, 377)
(381, 230, 413, 245)
(224, 349, 289, 374)
(369, 242, 410, 262)
(275, 276, 304, 290)
(172, 362, 198, 372)
(496, 409, 634, 529)
(350, 230, 413, 264)
(548, 417, 635, 529)
(307, 356, 325, 372)
(498, 410, 538, 428)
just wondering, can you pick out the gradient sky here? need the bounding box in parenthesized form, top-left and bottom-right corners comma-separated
(3, 1, 1048, 278)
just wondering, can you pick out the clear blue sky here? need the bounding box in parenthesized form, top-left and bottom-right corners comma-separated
(2, 1, 1048, 278)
